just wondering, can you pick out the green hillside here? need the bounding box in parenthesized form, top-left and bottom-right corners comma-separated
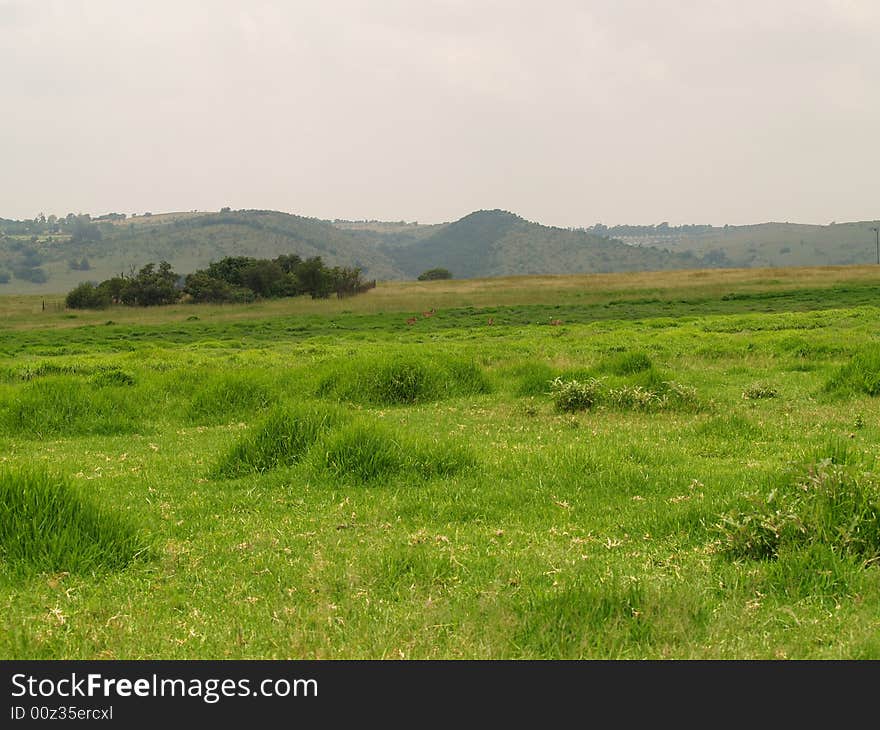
(595, 220, 880, 268)
(3, 207, 878, 294)
(0, 210, 405, 294)
(385, 209, 700, 279)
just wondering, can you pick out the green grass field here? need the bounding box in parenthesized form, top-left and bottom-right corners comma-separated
(3, 265, 880, 659)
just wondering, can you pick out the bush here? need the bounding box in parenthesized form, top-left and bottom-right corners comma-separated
(0, 377, 143, 437)
(550, 377, 604, 412)
(320, 422, 406, 483)
(550, 376, 700, 413)
(742, 382, 778, 400)
(418, 268, 453, 281)
(316, 419, 477, 484)
(66, 282, 111, 310)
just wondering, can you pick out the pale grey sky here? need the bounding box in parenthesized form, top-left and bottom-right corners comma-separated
(1, 0, 878, 226)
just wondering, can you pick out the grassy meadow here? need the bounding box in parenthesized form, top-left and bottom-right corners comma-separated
(3, 265, 880, 659)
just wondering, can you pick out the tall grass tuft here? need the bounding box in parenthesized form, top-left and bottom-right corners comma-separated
(213, 403, 346, 478)
(715, 455, 880, 564)
(0, 377, 144, 437)
(0, 468, 148, 576)
(598, 350, 653, 376)
(825, 345, 880, 397)
(510, 362, 558, 397)
(550, 374, 700, 413)
(317, 353, 491, 406)
(320, 422, 406, 483)
(316, 419, 478, 484)
(186, 372, 275, 425)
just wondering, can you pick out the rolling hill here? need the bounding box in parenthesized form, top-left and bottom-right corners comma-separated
(1, 208, 878, 294)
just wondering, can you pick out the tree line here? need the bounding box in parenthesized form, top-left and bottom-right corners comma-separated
(65, 254, 376, 309)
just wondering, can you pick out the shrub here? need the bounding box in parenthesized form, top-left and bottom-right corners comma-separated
(418, 268, 453, 281)
(0, 468, 147, 576)
(320, 422, 406, 483)
(66, 282, 111, 310)
(550, 375, 699, 413)
(550, 377, 604, 412)
(316, 420, 477, 484)
(607, 385, 662, 411)
(89, 369, 136, 387)
(742, 382, 778, 400)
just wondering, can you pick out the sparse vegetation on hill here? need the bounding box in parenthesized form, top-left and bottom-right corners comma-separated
(13, 206, 880, 295)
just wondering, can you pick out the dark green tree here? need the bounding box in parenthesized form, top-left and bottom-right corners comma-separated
(66, 282, 111, 309)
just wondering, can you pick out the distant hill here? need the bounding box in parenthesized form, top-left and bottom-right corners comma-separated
(587, 220, 880, 268)
(0, 210, 405, 294)
(1, 207, 878, 294)
(382, 209, 699, 279)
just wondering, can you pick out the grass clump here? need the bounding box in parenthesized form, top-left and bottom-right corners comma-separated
(0, 377, 143, 437)
(715, 456, 880, 564)
(550, 376, 604, 412)
(317, 420, 477, 484)
(186, 372, 275, 425)
(510, 362, 559, 397)
(214, 403, 345, 478)
(0, 468, 147, 576)
(825, 345, 880, 397)
(320, 422, 406, 483)
(89, 369, 136, 387)
(598, 350, 653, 376)
(318, 354, 490, 406)
(742, 382, 778, 400)
(550, 375, 700, 413)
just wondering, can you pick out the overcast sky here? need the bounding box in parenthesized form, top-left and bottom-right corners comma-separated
(1, 0, 878, 227)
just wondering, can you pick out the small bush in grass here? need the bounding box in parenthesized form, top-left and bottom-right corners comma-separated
(550, 375, 699, 413)
(607, 385, 662, 411)
(373, 359, 433, 404)
(658, 381, 701, 411)
(214, 403, 345, 477)
(742, 382, 778, 400)
(715, 457, 880, 564)
(550, 377, 604, 412)
(825, 345, 880, 396)
(764, 543, 866, 599)
(0, 468, 147, 576)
